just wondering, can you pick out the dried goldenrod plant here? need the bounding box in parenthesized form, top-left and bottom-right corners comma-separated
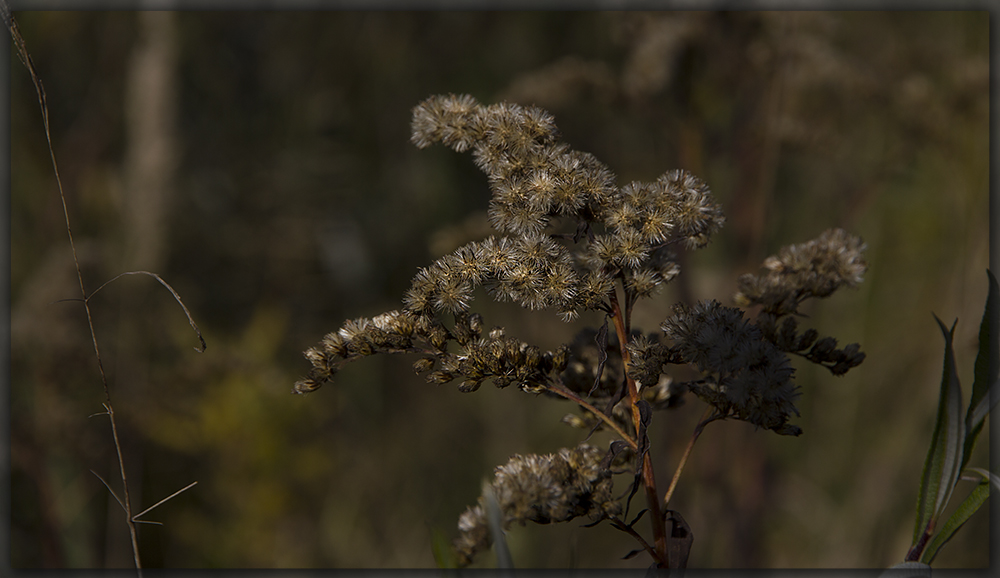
(294, 94, 867, 568)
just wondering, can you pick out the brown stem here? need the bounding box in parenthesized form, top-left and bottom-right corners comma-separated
(905, 521, 933, 562)
(608, 288, 668, 566)
(663, 406, 717, 508)
(609, 516, 666, 567)
(545, 382, 638, 450)
(106, 404, 142, 574)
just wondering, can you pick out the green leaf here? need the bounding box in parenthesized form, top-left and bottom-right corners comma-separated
(920, 479, 990, 565)
(962, 270, 999, 470)
(912, 317, 966, 545)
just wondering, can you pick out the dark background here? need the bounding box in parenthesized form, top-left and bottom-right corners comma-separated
(10, 11, 991, 569)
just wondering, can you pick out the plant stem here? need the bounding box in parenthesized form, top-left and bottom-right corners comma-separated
(106, 404, 142, 574)
(663, 406, 716, 508)
(609, 516, 666, 567)
(545, 382, 638, 450)
(905, 522, 933, 562)
(608, 288, 668, 566)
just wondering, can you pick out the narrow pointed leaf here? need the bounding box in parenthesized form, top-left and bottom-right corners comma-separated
(920, 480, 990, 565)
(483, 482, 513, 569)
(912, 317, 965, 544)
(963, 270, 998, 470)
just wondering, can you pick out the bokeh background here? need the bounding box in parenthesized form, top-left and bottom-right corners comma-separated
(10, 11, 991, 569)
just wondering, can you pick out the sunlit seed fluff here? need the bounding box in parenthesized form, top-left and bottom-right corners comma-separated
(513, 233, 554, 263)
(321, 332, 348, 357)
(442, 247, 490, 287)
(578, 269, 615, 309)
(526, 176, 557, 215)
(519, 286, 552, 311)
(543, 263, 579, 306)
(502, 261, 544, 293)
(403, 268, 437, 313)
(471, 141, 506, 178)
(638, 206, 674, 244)
(557, 308, 580, 323)
(338, 318, 371, 341)
(521, 105, 558, 142)
(585, 234, 619, 269)
(659, 169, 725, 248)
(432, 275, 474, 314)
(659, 261, 681, 283)
(612, 228, 649, 269)
(505, 202, 549, 236)
(605, 197, 641, 232)
(476, 236, 517, 274)
(626, 268, 662, 298)
(304, 347, 326, 369)
(410, 94, 482, 151)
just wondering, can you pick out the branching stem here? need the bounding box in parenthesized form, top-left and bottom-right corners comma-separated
(545, 382, 638, 450)
(608, 287, 668, 566)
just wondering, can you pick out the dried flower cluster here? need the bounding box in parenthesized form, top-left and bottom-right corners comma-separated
(734, 227, 868, 316)
(622, 228, 869, 435)
(296, 94, 869, 568)
(732, 227, 868, 376)
(661, 300, 801, 435)
(296, 94, 725, 394)
(292, 308, 571, 395)
(406, 93, 723, 322)
(452, 444, 620, 567)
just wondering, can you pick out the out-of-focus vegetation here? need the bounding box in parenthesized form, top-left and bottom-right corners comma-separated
(10, 11, 989, 569)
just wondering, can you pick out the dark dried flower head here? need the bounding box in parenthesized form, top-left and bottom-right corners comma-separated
(453, 443, 620, 567)
(734, 228, 868, 315)
(662, 300, 801, 434)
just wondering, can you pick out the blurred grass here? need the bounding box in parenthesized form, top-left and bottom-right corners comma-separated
(9, 11, 990, 569)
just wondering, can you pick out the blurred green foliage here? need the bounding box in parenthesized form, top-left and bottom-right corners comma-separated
(10, 11, 989, 569)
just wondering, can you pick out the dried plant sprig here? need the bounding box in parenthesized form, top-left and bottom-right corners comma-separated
(734, 227, 868, 316)
(292, 308, 572, 395)
(754, 311, 866, 375)
(405, 94, 724, 321)
(299, 95, 725, 394)
(452, 443, 621, 568)
(297, 94, 869, 568)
